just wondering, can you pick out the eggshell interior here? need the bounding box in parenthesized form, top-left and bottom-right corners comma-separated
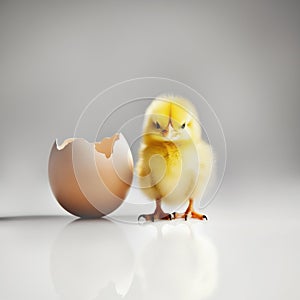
(48, 133, 133, 218)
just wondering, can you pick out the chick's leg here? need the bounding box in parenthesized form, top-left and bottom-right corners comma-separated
(173, 198, 207, 221)
(138, 199, 172, 222)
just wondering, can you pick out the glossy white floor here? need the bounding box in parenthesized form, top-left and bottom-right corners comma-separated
(1, 178, 299, 300)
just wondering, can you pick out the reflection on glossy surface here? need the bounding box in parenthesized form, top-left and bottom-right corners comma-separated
(50, 219, 134, 299)
(50, 219, 217, 300)
(134, 223, 218, 300)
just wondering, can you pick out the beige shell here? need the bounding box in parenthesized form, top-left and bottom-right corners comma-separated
(48, 133, 133, 218)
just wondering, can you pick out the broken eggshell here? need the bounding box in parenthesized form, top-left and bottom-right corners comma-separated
(48, 133, 133, 218)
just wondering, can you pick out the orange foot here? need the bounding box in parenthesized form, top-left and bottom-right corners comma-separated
(172, 198, 208, 221)
(138, 199, 172, 222)
(138, 211, 172, 222)
(172, 211, 207, 221)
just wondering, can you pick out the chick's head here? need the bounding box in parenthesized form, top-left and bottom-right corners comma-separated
(142, 95, 201, 144)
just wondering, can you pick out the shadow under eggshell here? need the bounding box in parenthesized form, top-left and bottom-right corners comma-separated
(48, 134, 133, 218)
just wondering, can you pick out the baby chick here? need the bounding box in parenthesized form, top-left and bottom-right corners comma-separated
(136, 95, 213, 221)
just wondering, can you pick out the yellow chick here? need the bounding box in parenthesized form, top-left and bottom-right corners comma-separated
(136, 95, 213, 221)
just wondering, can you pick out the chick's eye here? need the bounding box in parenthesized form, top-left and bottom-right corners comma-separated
(155, 121, 161, 129)
(181, 123, 186, 129)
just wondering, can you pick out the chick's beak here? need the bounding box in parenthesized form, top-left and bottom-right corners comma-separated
(161, 129, 168, 137)
(161, 124, 178, 140)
